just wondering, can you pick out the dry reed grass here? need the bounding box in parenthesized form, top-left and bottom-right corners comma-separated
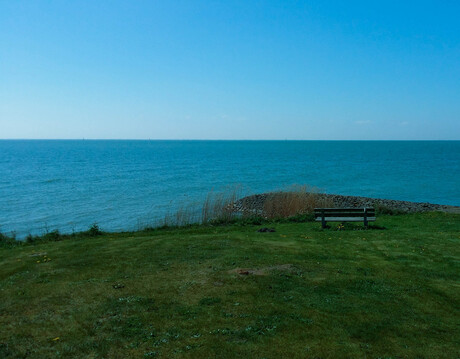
(262, 185, 332, 219)
(162, 202, 200, 227)
(162, 184, 332, 227)
(163, 186, 242, 226)
(201, 186, 242, 223)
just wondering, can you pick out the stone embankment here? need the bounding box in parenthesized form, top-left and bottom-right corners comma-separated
(231, 193, 460, 214)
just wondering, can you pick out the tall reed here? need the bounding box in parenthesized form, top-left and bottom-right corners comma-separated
(262, 185, 332, 219)
(161, 184, 331, 227)
(201, 186, 242, 224)
(162, 186, 243, 227)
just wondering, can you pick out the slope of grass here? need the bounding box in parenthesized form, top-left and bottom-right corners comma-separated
(0, 212, 459, 358)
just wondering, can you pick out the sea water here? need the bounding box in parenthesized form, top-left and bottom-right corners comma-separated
(1, 140, 459, 238)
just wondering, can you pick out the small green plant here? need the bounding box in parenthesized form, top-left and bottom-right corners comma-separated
(26, 234, 37, 243)
(0, 231, 17, 247)
(43, 230, 62, 241)
(0, 232, 13, 241)
(84, 224, 103, 236)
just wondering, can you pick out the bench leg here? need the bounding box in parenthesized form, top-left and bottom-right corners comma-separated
(322, 217, 326, 229)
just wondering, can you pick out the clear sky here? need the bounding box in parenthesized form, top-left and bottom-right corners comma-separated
(1, 1, 459, 140)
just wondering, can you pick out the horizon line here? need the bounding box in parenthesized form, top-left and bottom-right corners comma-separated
(0, 138, 459, 141)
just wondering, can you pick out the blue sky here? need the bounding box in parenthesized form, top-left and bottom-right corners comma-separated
(1, 1, 459, 139)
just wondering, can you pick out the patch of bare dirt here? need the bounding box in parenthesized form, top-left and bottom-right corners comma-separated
(228, 264, 294, 276)
(28, 252, 47, 257)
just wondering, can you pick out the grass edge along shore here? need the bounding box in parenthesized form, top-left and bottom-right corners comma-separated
(1, 189, 459, 358)
(2, 186, 459, 245)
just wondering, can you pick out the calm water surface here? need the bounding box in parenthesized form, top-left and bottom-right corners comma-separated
(1, 140, 459, 237)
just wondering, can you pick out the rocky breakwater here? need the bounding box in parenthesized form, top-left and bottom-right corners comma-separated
(231, 192, 460, 214)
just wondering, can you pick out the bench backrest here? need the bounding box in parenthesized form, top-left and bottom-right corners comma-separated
(314, 208, 375, 218)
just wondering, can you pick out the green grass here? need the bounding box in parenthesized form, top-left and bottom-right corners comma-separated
(1, 212, 459, 358)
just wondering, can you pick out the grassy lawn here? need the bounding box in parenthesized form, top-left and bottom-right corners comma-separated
(1, 212, 459, 358)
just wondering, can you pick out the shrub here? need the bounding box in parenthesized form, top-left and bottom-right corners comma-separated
(43, 230, 62, 241)
(0, 231, 18, 248)
(83, 224, 103, 237)
(26, 234, 37, 243)
(0, 232, 12, 241)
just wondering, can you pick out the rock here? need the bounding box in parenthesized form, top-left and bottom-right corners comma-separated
(230, 192, 458, 214)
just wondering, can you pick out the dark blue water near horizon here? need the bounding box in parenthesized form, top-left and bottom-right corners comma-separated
(1, 140, 459, 238)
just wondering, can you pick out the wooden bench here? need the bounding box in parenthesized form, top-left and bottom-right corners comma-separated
(314, 208, 376, 228)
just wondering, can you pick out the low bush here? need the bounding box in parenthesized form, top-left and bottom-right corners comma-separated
(82, 224, 103, 236)
(0, 232, 17, 248)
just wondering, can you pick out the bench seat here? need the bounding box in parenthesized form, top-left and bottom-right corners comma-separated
(314, 208, 376, 228)
(315, 217, 376, 222)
